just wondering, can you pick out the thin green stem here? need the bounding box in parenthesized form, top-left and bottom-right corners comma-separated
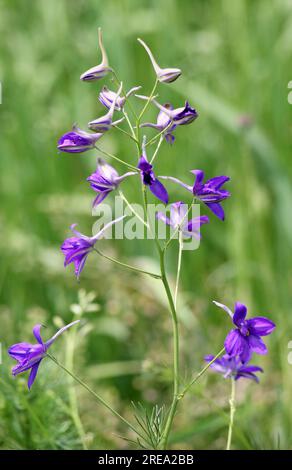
(226, 379, 236, 450)
(47, 353, 144, 440)
(94, 145, 137, 171)
(122, 110, 137, 139)
(179, 347, 225, 398)
(146, 121, 173, 148)
(114, 125, 139, 144)
(119, 190, 149, 228)
(136, 79, 159, 152)
(150, 135, 164, 164)
(65, 328, 88, 449)
(174, 231, 183, 309)
(158, 248, 179, 450)
(111, 69, 138, 120)
(94, 248, 161, 279)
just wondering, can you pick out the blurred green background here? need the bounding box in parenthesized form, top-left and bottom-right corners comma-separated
(0, 0, 292, 449)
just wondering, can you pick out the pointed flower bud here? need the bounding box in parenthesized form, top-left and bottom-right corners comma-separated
(136, 95, 198, 126)
(57, 125, 103, 153)
(87, 158, 136, 207)
(99, 85, 141, 111)
(88, 83, 124, 132)
(80, 28, 112, 81)
(137, 38, 181, 83)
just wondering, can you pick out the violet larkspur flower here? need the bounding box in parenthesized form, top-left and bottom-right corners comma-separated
(156, 201, 209, 239)
(137, 38, 181, 83)
(213, 301, 276, 363)
(87, 159, 136, 207)
(61, 215, 126, 278)
(8, 320, 80, 389)
(141, 103, 177, 144)
(136, 95, 198, 126)
(205, 354, 263, 382)
(88, 83, 124, 132)
(57, 125, 103, 153)
(138, 140, 168, 204)
(99, 85, 141, 111)
(161, 170, 230, 221)
(80, 28, 112, 81)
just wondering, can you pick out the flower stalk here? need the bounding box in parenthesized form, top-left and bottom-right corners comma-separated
(226, 378, 236, 450)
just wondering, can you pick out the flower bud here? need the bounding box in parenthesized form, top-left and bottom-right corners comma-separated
(99, 85, 141, 111)
(138, 38, 181, 83)
(80, 28, 112, 81)
(88, 83, 124, 132)
(57, 126, 102, 153)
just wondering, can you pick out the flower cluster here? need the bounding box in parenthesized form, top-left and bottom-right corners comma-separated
(206, 301, 276, 383)
(55, 29, 232, 279)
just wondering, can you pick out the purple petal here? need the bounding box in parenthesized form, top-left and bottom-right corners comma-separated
(224, 329, 246, 356)
(138, 155, 151, 172)
(156, 212, 171, 226)
(149, 179, 169, 204)
(8, 342, 34, 361)
(191, 170, 204, 191)
(239, 365, 263, 374)
(206, 176, 230, 189)
(187, 215, 209, 232)
(92, 191, 110, 207)
(28, 361, 42, 389)
(33, 324, 44, 345)
(233, 302, 247, 327)
(206, 202, 225, 221)
(240, 342, 252, 363)
(247, 334, 268, 355)
(235, 371, 260, 382)
(247, 317, 276, 336)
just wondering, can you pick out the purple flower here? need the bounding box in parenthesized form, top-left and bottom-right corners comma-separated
(205, 354, 263, 382)
(137, 38, 181, 83)
(8, 321, 80, 389)
(156, 201, 209, 239)
(80, 28, 112, 81)
(213, 301, 276, 363)
(99, 85, 141, 111)
(141, 103, 177, 144)
(137, 95, 198, 126)
(61, 215, 126, 278)
(161, 170, 230, 221)
(87, 159, 136, 207)
(138, 141, 168, 204)
(88, 83, 124, 132)
(57, 126, 103, 154)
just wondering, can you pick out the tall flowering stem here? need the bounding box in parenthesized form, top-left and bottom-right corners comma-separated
(226, 379, 236, 450)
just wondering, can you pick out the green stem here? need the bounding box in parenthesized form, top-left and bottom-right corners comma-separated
(158, 249, 180, 450)
(47, 353, 144, 440)
(174, 231, 183, 309)
(114, 125, 139, 144)
(94, 145, 137, 171)
(136, 79, 159, 152)
(226, 379, 236, 450)
(119, 190, 149, 228)
(65, 328, 88, 449)
(150, 135, 164, 164)
(94, 248, 161, 279)
(179, 347, 225, 398)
